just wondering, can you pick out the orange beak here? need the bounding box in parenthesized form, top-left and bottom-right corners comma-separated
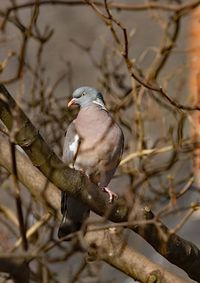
(67, 98, 76, 108)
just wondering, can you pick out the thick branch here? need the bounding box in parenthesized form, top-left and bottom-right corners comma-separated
(0, 133, 60, 216)
(0, 132, 190, 283)
(0, 84, 200, 281)
(85, 228, 190, 283)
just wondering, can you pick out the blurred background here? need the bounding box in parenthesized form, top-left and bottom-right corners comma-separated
(0, 1, 200, 282)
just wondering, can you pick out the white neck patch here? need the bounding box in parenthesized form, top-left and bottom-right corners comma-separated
(93, 99, 107, 110)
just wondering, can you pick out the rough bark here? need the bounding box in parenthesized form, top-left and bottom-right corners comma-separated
(0, 84, 200, 282)
(0, 132, 191, 283)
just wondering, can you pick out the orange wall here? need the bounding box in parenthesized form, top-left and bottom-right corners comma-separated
(190, 7, 200, 184)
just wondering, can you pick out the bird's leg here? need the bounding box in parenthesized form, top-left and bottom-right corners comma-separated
(101, 187, 118, 203)
(78, 168, 90, 179)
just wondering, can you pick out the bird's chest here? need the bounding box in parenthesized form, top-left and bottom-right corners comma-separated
(75, 107, 113, 151)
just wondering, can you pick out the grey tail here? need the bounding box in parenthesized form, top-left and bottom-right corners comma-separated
(58, 192, 90, 240)
(58, 214, 82, 239)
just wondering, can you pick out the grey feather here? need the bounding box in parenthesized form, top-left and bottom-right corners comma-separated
(58, 122, 89, 239)
(62, 122, 80, 167)
(58, 87, 124, 239)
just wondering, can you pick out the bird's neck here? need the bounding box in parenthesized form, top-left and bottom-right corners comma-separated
(92, 100, 107, 111)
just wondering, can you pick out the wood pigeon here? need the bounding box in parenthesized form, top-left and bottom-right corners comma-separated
(58, 86, 124, 238)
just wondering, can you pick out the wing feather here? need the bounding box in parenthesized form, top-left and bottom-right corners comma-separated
(62, 121, 80, 167)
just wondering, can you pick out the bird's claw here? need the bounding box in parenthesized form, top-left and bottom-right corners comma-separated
(101, 187, 118, 203)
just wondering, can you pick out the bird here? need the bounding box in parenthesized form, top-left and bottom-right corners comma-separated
(58, 86, 124, 239)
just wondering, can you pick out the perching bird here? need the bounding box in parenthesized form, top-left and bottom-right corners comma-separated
(58, 86, 124, 238)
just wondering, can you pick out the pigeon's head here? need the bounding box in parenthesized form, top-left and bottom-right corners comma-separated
(68, 86, 106, 109)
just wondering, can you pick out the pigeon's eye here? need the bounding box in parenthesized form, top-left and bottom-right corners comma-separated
(81, 92, 86, 97)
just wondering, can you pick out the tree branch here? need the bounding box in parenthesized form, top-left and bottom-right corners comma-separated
(85, 228, 190, 283)
(0, 132, 190, 283)
(0, 84, 200, 282)
(2, 0, 200, 14)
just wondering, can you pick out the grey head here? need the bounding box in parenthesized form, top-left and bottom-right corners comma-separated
(68, 86, 106, 109)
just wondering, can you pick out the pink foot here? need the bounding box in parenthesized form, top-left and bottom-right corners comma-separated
(101, 187, 118, 203)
